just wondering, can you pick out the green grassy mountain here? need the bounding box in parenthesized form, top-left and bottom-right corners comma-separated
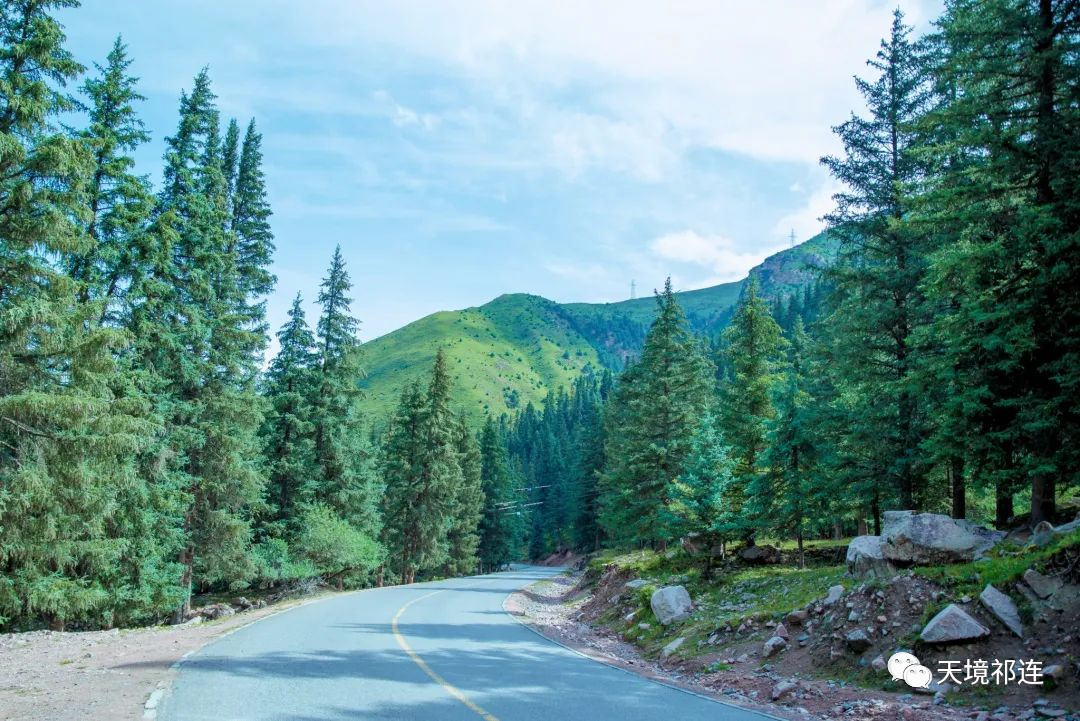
(357, 232, 836, 424)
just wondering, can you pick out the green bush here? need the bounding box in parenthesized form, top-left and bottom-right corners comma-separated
(296, 504, 384, 579)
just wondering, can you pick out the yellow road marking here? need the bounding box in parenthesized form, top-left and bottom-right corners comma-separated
(392, 585, 501, 721)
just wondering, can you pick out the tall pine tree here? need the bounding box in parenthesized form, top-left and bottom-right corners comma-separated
(716, 278, 785, 542)
(598, 280, 713, 548)
(821, 10, 934, 514)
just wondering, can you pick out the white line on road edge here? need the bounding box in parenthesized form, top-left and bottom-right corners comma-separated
(142, 686, 165, 719)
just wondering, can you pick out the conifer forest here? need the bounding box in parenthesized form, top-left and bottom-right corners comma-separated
(2, 0, 1079, 638)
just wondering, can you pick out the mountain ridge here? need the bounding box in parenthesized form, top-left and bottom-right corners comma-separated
(357, 231, 836, 424)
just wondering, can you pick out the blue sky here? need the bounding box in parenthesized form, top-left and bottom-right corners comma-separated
(61, 0, 940, 344)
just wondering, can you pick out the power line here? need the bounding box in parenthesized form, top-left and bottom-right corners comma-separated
(494, 501, 543, 512)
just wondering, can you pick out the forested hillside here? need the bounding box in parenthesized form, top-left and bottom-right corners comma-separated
(358, 231, 836, 423)
(2, 0, 1078, 637)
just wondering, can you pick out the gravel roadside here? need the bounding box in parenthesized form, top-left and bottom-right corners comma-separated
(0, 593, 335, 721)
(505, 571, 976, 721)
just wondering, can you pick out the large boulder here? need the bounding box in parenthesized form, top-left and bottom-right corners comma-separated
(979, 584, 1023, 637)
(920, 604, 990, 644)
(846, 536, 896, 579)
(881, 511, 1004, 565)
(650, 585, 693, 625)
(739, 544, 781, 565)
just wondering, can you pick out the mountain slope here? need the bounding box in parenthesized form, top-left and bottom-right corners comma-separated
(357, 232, 836, 424)
(358, 294, 603, 424)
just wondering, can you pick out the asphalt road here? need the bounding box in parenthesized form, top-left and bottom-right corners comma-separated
(159, 566, 778, 721)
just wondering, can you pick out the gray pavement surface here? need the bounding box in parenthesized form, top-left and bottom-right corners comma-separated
(159, 566, 778, 721)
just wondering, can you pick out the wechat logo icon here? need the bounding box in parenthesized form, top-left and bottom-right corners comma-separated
(889, 651, 932, 689)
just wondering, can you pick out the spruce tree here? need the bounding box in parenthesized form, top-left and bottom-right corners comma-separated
(598, 280, 713, 548)
(821, 9, 934, 513)
(262, 293, 318, 528)
(664, 412, 733, 546)
(230, 119, 275, 309)
(380, 382, 428, 583)
(381, 350, 462, 582)
(919, 0, 1080, 525)
(716, 279, 785, 541)
(753, 318, 820, 567)
(0, 0, 173, 628)
(153, 70, 268, 619)
(571, 391, 606, 552)
(443, 416, 484, 576)
(67, 36, 155, 322)
(477, 417, 524, 571)
(311, 246, 381, 538)
(221, 118, 239, 207)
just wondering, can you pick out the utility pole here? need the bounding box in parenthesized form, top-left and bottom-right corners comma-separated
(789, 228, 796, 247)
(630, 279, 636, 300)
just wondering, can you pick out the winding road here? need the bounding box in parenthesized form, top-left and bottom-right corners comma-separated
(158, 566, 777, 721)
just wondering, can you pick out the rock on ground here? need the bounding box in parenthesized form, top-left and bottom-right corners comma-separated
(738, 544, 781, 565)
(822, 584, 844, 607)
(785, 609, 808, 625)
(763, 635, 787, 658)
(1023, 569, 1063, 599)
(920, 603, 990, 644)
(650, 585, 693, 625)
(881, 511, 1004, 565)
(846, 535, 896, 579)
(771, 680, 798, 701)
(661, 636, 685, 658)
(979, 584, 1024, 637)
(845, 629, 873, 652)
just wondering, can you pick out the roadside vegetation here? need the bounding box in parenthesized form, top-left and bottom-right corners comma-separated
(3, 0, 1079, 650)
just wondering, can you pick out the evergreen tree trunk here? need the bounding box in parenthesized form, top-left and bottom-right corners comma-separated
(871, 493, 882, 536)
(950, 456, 966, 519)
(1031, 475, 1056, 526)
(995, 482, 1014, 530)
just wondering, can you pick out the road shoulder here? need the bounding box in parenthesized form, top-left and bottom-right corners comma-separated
(505, 573, 972, 721)
(0, 593, 337, 721)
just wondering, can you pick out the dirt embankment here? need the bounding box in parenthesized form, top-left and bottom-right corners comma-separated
(509, 565, 1079, 721)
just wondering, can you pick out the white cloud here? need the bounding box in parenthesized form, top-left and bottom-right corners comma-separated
(373, 90, 440, 130)
(296, 0, 943, 166)
(773, 179, 842, 241)
(650, 230, 785, 284)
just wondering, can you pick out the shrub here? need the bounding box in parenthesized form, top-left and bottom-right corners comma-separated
(295, 505, 384, 581)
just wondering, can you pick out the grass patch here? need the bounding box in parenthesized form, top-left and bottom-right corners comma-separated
(913, 528, 1080, 597)
(592, 547, 846, 658)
